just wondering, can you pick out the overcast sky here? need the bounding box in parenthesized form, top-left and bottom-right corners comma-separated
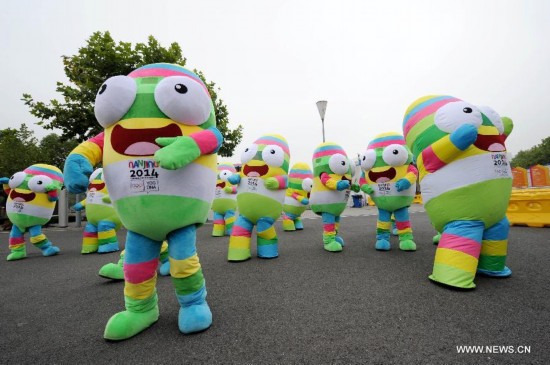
(2, 0, 549, 166)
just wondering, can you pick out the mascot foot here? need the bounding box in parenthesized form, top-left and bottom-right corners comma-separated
(104, 307, 159, 341)
(211, 230, 224, 237)
(324, 241, 343, 252)
(159, 261, 170, 276)
(81, 245, 98, 254)
(335, 236, 345, 247)
(98, 263, 124, 280)
(375, 239, 391, 251)
(477, 266, 512, 278)
(399, 239, 417, 251)
(98, 243, 119, 254)
(179, 303, 212, 334)
(227, 249, 251, 262)
(432, 233, 441, 245)
(428, 274, 476, 290)
(7, 251, 26, 261)
(42, 245, 60, 257)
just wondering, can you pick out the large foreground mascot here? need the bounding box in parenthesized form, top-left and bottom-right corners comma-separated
(64, 63, 223, 340)
(1, 164, 63, 260)
(403, 95, 513, 289)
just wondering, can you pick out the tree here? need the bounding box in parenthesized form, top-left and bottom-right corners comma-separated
(38, 134, 79, 170)
(0, 124, 40, 178)
(22, 31, 242, 157)
(511, 137, 550, 168)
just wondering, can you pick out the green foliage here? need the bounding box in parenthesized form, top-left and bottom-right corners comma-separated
(511, 136, 550, 168)
(38, 134, 79, 170)
(22, 31, 242, 156)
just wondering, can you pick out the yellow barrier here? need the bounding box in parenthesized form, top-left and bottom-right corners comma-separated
(507, 188, 550, 228)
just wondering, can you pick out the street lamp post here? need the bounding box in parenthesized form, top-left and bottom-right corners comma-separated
(316, 100, 327, 142)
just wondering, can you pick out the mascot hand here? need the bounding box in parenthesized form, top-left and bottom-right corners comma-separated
(395, 178, 411, 192)
(361, 184, 374, 195)
(227, 174, 241, 185)
(350, 183, 360, 193)
(301, 197, 309, 205)
(102, 196, 112, 204)
(450, 123, 478, 151)
(73, 202, 84, 211)
(265, 177, 279, 190)
(64, 154, 93, 194)
(155, 136, 200, 170)
(223, 186, 233, 193)
(336, 180, 350, 191)
(0, 177, 9, 185)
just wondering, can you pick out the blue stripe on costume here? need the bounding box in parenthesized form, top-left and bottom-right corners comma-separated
(124, 231, 161, 264)
(443, 220, 484, 242)
(167, 226, 197, 260)
(482, 217, 510, 240)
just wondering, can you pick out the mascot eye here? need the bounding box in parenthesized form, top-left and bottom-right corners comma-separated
(28, 175, 53, 193)
(328, 154, 349, 175)
(89, 168, 104, 183)
(382, 144, 409, 166)
(94, 75, 137, 128)
(155, 76, 212, 125)
(9, 172, 27, 189)
(219, 170, 232, 182)
(241, 144, 258, 164)
(261, 145, 285, 167)
(434, 101, 482, 133)
(302, 178, 313, 192)
(360, 150, 376, 171)
(478, 105, 505, 134)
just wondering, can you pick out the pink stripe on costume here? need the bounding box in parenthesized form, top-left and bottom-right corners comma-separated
(192, 130, 219, 154)
(422, 146, 446, 173)
(88, 132, 105, 151)
(254, 139, 290, 154)
(23, 170, 63, 183)
(313, 149, 343, 159)
(438, 233, 481, 258)
(232, 225, 252, 237)
(124, 259, 159, 284)
(404, 98, 458, 136)
(83, 231, 97, 238)
(213, 219, 225, 225)
(289, 172, 312, 179)
(395, 221, 411, 230)
(369, 141, 402, 149)
(324, 223, 336, 232)
(274, 175, 287, 189)
(9, 237, 25, 246)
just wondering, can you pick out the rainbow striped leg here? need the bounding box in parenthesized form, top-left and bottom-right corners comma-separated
(169, 225, 212, 334)
(29, 225, 59, 257)
(394, 207, 416, 251)
(322, 212, 342, 252)
(430, 220, 484, 289)
(334, 215, 344, 246)
(97, 221, 119, 253)
(7, 225, 26, 261)
(212, 212, 225, 237)
(81, 222, 99, 254)
(375, 209, 392, 251)
(391, 216, 398, 236)
(257, 217, 278, 259)
(224, 210, 236, 236)
(294, 216, 304, 230)
(103, 231, 160, 341)
(282, 212, 297, 231)
(228, 215, 253, 262)
(477, 217, 512, 278)
(159, 241, 170, 276)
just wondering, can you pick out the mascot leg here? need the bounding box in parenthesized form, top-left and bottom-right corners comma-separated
(294, 216, 304, 230)
(168, 225, 212, 334)
(282, 212, 296, 231)
(477, 217, 512, 278)
(322, 212, 342, 252)
(104, 231, 160, 341)
(81, 222, 99, 254)
(394, 207, 416, 251)
(257, 217, 278, 259)
(97, 221, 119, 253)
(29, 225, 59, 257)
(375, 209, 392, 251)
(429, 220, 484, 289)
(228, 215, 254, 262)
(391, 215, 398, 236)
(7, 225, 26, 261)
(224, 210, 236, 236)
(99, 250, 125, 280)
(158, 241, 170, 276)
(334, 215, 344, 246)
(212, 212, 225, 237)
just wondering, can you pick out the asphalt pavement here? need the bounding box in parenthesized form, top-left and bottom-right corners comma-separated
(0, 206, 548, 364)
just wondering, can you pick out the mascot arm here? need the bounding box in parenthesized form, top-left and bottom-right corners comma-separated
(421, 124, 477, 173)
(265, 175, 288, 190)
(155, 127, 223, 170)
(102, 195, 112, 204)
(73, 200, 86, 211)
(404, 164, 418, 185)
(64, 133, 103, 194)
(360, 184, 374, 195)
(320, 172, 339, 190)
(291, 192, 309, 204)
(501, 117, 514, 141)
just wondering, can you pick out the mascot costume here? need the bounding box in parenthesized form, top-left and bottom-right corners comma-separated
(282, 162, 313, 231)
(359, 132, 418, 251)
(309, 142, 352, 252)
(1, 164, 63, 260)
(73, 168, 122, 253)
(227, 134, 290, 261)
(403, 95, 513, 289)
(99, 241, 170, 280)
(63, 63, 223, 340)
(211, 162, 238, 236)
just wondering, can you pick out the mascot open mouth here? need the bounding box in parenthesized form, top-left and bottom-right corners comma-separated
(474, 134, 506, 152)
(217, 181, 226, 189)
(368, 168, 396, 183)
(243, 164, 269, 177)
(88, 182, 105, 192)
(111, 124, 182, 156)
(10, 190, 36, 202)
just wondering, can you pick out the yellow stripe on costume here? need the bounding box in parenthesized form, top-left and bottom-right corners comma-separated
(169, 254, 201, 278)
(480, 240, 507, 256)
(397, 228, 412, 234)
(258, 226, 276, 240)
(72, 140, 103, 167)
(434, 248, 478, 275)
(377, 221, 392, 230)
(229, 236, 251, 250)
(30, 234, 47, 244)
(124, 275, 157, 299)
